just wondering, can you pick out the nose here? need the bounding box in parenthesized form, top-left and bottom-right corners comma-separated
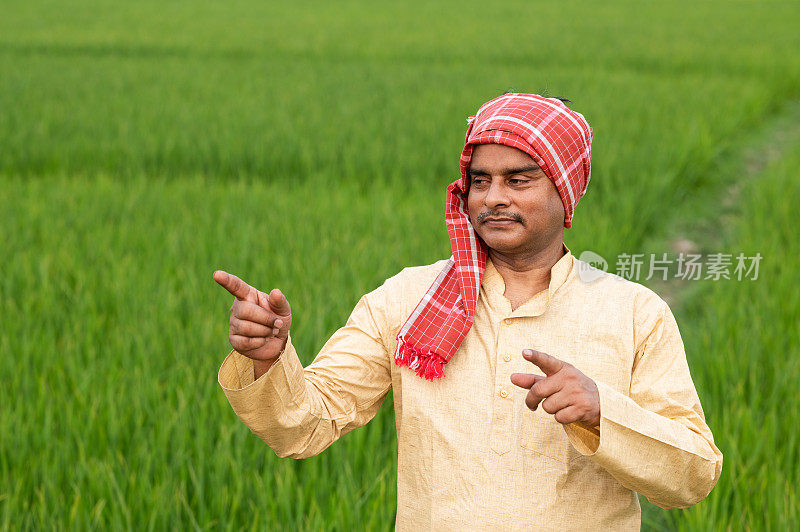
(484, 179, 510, 209)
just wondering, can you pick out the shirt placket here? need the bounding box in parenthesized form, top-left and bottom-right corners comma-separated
(489, 316, 516, 455)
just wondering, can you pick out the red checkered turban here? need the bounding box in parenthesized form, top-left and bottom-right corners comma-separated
(394, 93, 593, 380)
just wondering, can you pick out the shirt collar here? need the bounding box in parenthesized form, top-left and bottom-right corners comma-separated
(481, 243, 574, 318)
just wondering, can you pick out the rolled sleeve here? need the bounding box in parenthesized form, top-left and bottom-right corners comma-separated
(218, 333, 307, 420)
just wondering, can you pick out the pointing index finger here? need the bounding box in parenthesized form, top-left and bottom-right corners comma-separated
(213, 270, 257, 302)
(522, 349, 564, 376)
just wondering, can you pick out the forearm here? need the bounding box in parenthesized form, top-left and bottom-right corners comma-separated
(253, 355, 280, 380)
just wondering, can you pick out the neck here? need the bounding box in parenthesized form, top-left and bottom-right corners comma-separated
(489, 240, 566, 307)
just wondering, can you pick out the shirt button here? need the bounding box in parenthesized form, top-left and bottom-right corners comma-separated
(503, 318, 513, 325)
(503, 354, 511, 362)
(500, 389, 509, 398)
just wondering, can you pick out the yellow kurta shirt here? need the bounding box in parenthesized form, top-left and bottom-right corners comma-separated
(218, 245, 722, 531)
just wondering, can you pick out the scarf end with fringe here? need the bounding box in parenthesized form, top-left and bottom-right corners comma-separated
(394, 339, 446, 381)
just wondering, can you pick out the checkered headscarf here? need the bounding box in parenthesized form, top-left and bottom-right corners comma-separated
(394, 93, 593, 380)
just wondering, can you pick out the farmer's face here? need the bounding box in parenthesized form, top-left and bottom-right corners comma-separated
(466, 143, 564, 255)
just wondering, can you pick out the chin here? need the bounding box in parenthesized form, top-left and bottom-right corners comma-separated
(478, 233, 526, 252)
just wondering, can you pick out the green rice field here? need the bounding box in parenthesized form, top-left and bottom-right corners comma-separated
(2, 0, 800, 529)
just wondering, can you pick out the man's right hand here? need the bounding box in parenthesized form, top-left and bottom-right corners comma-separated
(213, 270, 292, 377)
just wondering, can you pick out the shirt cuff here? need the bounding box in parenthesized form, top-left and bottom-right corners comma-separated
(217, 333, 306, 407)
(563, 421, 601, 455)
(564, 378, 717, 461)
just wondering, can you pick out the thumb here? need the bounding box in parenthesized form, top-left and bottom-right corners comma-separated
(268, 288, 291, 316)
(510, 373, 545, 389)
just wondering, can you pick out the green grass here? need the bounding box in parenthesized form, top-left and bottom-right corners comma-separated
(0, 176, 436, 529)
(640, 127, 800, 532)
(1, 0, 800, 529)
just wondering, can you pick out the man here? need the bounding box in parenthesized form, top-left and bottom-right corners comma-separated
(214, 93, 722, 530)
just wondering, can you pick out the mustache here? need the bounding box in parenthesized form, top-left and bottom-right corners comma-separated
(476, 211, 524, 224)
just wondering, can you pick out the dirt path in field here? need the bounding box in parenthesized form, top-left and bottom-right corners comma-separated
(643, 99, 800, 307)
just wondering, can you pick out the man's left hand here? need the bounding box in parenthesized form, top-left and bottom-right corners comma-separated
(510, 349, 601, 428)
